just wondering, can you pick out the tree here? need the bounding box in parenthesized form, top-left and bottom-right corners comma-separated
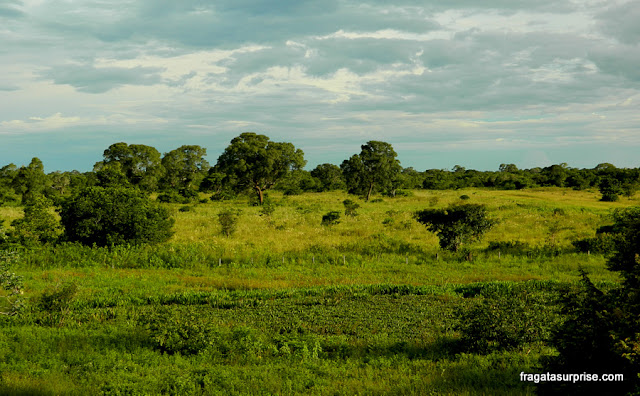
(59, 186, 174, 247)
(340, 141, 401, 201)
(12, 158, 47, 204)
(99, 143, 164, 191)
(10, 195, 62, 246)
(542, 207, 640, 395)
(599, 177, 623, 202)
(415, 203, 495, 252)
(160, 145, 209, 194)
(310, 163, 345, 191)
(215, 132, 306, 205)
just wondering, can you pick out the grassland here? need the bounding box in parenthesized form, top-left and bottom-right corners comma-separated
(0, 187, 635, 395)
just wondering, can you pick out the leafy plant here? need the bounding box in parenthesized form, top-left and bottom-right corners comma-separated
(59, 186, 174, 247)
(218, 209, 241, 237)
(10, 195, 62, 246)
(342, 199, 360, 217)
(0, 251, 25, 317)
(415, 203, 495, 252)
(36, 281, 77, 326)
(321, 211, 341, 226)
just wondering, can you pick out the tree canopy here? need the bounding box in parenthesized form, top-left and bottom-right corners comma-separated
(340, 141, 401, 201)
(215, 132, 305, 205)
(415, 203, 495, 252)
(59, 186, 174, 247)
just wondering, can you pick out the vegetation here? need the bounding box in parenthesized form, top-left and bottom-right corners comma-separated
(3, 138, 640, 394)
(215, 132, 306, 205)
(415, 203, 495, 252)
(59, 186, 174, 247)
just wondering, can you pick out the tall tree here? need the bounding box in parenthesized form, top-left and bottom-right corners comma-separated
(159, 145, 209, 193)
(310, 163, 345, 192)
(99, 142, 163, 191)
(340, 141, 401, 201)
(12, 158, 47, 204)
(215, 132, 306, 205)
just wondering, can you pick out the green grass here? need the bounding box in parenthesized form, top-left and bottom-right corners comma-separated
(0, 187, 635, 394)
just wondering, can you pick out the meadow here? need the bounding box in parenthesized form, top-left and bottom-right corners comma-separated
(0, 187, 634, 395)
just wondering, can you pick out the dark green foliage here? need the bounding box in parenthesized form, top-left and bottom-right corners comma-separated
(571, 234, 615, 254)
(10, 195, 62, 246)
(215, 133, 306, 205)
(179, 205, 193, 212)
(94, 161, 130, 188)
(456, 290, 559, 354)
(99, 142, 164, 191)
(341, 141, 402, 201)
(542, 206, 640, 394)
(218, 209, 241, 237)
(415, 203, 495, 252)
(459, 194, 470, 200)
(321, 211, 341, 226)
(310, 163, 345, 191)
(36, 282, 77, 326)
(144, 307, 216, 355)
(12, 157, 47, 204)
(599, 177, 623, 202)
(156, 189, 197, 204)
(0, 251, 25, 316)
(59, 186, 174, 247)
(342, 199, 360, 216)
(160, 145, 209, 193)
(484, 240, 531, 255)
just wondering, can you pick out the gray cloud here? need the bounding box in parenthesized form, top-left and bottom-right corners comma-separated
(0, 0, 23, 18)
(597, 0, 640, 45)
(40, 64, 164, 93)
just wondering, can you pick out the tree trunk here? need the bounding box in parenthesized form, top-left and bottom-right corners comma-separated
(366, 183, 374, 201)
(256, 187, 264, 205)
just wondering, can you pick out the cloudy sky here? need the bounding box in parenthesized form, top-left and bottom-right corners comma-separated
(1, 0, 639, 172)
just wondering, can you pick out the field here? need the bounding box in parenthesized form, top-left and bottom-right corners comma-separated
(0, 188, 634, 395)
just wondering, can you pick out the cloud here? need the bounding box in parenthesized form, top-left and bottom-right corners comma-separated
(0, 0, 23, 18)
(597, 0, 640, 45)
(39, 63, 164, 93)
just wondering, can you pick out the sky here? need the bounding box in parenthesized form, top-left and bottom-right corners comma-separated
(1, 0, 639, 172)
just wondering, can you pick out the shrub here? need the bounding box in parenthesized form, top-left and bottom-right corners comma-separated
(10, 195, 62, 246)
(218, 209, 241, 237)
(415, 203, 495, 252)
(59, 186, 174, 247)
(342, 199, 360, 217)
(456, 291, 559, 354)
(144, 307, 215, 355)
(459, 194, 470, 200)
(321, 211, 341, 226)
(0, 251, 25, 316)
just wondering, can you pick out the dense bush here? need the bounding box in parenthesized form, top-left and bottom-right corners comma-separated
(321, 211, 341, 226)
(0, 251, 25, 316)
(415, 203, 495, 252)
(456, 290, 559, 354)
(59, 186, 174, 247)
(10, 195, 62, 246)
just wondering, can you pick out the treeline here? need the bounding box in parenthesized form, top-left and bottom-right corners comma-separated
(1, 133, 638, 206)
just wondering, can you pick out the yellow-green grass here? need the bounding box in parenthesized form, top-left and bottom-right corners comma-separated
(166, 188, 633, 254)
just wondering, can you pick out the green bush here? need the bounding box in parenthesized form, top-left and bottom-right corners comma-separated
(0, 251, 25, 316)
(321, 211, 341, 226)
(456, 291, 559, 354)
(59, 186, 174, 247)
(144, 307, 215, 355)
(10, 195, 62, 246)
(218, 209, 241, 237)
(342, 199, 360, 217)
